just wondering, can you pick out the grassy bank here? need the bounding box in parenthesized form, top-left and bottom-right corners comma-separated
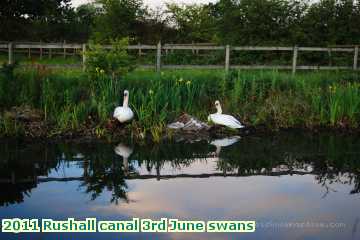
(0, 66, 359, 141)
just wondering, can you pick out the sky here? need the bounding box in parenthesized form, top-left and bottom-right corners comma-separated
(71, 0, 216, 9)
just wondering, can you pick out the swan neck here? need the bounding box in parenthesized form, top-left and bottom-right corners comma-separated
(123, 157, 129, 167)
(216, 105, 222, 114)
(123, 95, 129, 108)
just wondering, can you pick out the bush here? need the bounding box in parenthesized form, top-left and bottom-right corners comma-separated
(85, 38, 135, 80)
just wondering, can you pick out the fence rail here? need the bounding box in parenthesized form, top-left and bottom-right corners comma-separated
(0, 42, 359, 73)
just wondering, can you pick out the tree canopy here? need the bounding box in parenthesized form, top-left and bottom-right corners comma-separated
(0, 0, 74, 41)
(1, 0, 360, 46)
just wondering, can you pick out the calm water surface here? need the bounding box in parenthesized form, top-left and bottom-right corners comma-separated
(1, 132, 360, 239)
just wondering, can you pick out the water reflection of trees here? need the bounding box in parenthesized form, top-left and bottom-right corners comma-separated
(78, 144, 130, 204)
(0, 141, 131, 206)
(0, 140, 59, 206)
(1, 132, 360, 206)
(134, 142, 211, 172)
(215, 133, 360, 195)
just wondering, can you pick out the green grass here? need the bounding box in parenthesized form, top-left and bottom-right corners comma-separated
(1, 49, 353, 66)
(0, 53, 82, 65)
(1, 67, 360, 140)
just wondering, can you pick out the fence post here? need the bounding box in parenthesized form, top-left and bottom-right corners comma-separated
(354, 45, 359, 70)
(156, 41, 161, 72)
(138, 42, 142, 57)
(63, 41, 66, 59)
(82, 43, 87, 71)
(328, 49, 332, 66)
(40, 41, 43, 60)
(225, 45, 230, 73)
(292, 46, 298, 75)
(8, 42, 13, 64)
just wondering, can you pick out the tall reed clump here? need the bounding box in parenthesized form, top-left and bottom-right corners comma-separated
(38, 70, 91, 132)
(122, 70, 224, 140)
(328, 83, 360, 127)
(227, 70, 360, 128)
(0, 115, 25, 137)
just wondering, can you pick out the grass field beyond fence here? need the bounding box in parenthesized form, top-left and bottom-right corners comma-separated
(1, 43, 359, 73)
(0, 68, 360, 140)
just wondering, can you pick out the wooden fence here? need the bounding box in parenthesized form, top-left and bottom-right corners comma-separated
(0, 42, 359, 73)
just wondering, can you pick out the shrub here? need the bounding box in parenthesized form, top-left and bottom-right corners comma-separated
(85, 38, 135, 80)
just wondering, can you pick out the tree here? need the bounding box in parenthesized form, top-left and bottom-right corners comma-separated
(215, 0, 308, 45)
(302, 0, 360, 46)
(92, 0, 146, 43)
(0, 0, 73, 41)
(133, 7, 177, 44)
(165, 3, 217, 43)
(67, 4, 99, 42)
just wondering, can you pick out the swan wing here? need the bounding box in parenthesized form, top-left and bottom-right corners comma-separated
(113, 107, 123, 118)
(114, 107, 134, 123)
(209, 114, 244, 129)
(221, 114, 244, 128)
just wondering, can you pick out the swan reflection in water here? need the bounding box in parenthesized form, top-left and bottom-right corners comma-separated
(114, 143, 134, 174)
(210, 136, 241, 176)
(210, 136, 241, 157)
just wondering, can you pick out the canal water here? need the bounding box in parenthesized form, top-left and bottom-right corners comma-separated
(1, 132, 360, 239)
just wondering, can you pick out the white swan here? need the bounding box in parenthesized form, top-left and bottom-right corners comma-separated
(113, 90, 134, 123)
(208, 100, 244, 129)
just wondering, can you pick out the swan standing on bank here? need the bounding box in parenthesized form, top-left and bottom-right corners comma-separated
(114, 90, 134, 123)
(208, 100, 244, 129)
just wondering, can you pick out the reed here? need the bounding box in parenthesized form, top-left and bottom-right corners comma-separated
(0, 66, 360, 139)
